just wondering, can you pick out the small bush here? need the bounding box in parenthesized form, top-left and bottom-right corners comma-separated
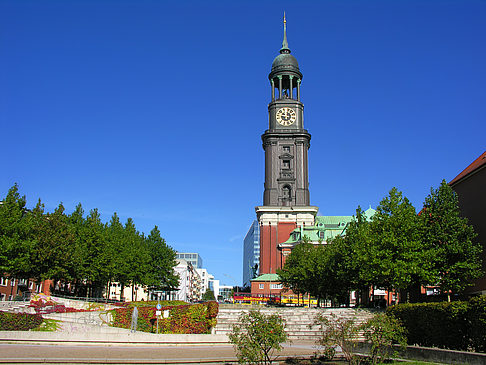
(229, 310, 287, 364)
(362, 313, 406, 364)
(0, 311, 43, 331)
(312, 313, 361, 363)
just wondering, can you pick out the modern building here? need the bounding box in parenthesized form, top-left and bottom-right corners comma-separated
(196, 268, 210, 294)
(243, 220, 260, 287)
(218, 285, 233, 302)
(255, 16, 319, 277)
(208, 274, 220, 299)
(449, 151, 486, 295)
(171, 259, 203, 302)
(107, 282, 148, 302)
(176, 252, 203, 269)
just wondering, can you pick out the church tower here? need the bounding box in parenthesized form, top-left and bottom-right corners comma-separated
(256, 15, 319, 275)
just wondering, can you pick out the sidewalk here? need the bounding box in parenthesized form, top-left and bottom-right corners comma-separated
(0, 330, 318, 364)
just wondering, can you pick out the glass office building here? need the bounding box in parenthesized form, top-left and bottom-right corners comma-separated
(176, 252, 203, 269)
(243, 220, 260, 287)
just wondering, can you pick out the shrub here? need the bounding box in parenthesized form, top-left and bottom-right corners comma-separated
(312, 313, 361, 363)
(466, 295, 486, 353)
(0, 311, 43, 331)
(110, 301, 218, 334)
(229, 310, 287, 365)
(362, 313, 406, 364)
(387, 295, 486, 352)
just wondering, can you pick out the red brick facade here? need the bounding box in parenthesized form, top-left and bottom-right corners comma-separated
(259, 221, 297, 274)
(0, 276, 51, 301)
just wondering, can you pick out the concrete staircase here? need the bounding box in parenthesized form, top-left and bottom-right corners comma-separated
(214, 307, 375, 341)
(0, 301, 34, 314)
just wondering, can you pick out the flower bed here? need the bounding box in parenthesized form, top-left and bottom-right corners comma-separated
(110, 301, 219, 334)
(0, 311, 43, 331)
(30, 298, 97, 314)
(112, 300, 187, 308)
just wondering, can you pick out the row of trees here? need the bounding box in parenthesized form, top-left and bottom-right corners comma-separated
(0, 184, 179, 300)
(278, 181, 483, 305)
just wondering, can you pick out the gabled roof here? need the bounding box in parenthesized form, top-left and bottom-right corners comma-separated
(450, 151, 486, 186)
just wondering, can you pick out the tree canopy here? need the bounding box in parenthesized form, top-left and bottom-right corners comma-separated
(278, 182, 483, 305)
(0, 184, 179, 299)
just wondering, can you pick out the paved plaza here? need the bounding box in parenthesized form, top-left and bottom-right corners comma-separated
(0, 340, 317, 364)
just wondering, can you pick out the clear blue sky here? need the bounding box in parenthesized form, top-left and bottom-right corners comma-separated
(1, 1, 485, 287)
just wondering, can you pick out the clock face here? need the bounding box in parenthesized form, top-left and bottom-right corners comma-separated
(276, 107, 296, 126)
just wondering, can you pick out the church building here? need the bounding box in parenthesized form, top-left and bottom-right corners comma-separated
(247, 16, 367, 299)
(254, 15, 319, 279)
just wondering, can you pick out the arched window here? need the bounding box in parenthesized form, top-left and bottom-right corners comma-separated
(282, 185, 291, 201)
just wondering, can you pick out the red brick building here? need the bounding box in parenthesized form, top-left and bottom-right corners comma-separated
(0, 276, 51, 301)
(450, 151, 486, 295)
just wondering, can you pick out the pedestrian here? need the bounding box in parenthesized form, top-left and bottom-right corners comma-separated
(130, 306, 138, 333)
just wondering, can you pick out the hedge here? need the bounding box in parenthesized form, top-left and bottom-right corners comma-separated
(110, 301, 219, 334)
(387, 295, 486, 352)
(0, 311, 43, 331)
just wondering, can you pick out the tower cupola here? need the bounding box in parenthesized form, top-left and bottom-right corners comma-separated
(269, 13, 303, 101)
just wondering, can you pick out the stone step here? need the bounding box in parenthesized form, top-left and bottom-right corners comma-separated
(214, 307, 375, 341)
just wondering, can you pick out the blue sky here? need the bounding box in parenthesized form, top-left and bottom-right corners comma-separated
(1, 1, 485, 287)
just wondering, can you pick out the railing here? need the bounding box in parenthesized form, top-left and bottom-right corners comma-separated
(50, 293, 124, 305)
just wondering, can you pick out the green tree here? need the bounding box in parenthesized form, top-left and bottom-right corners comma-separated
(277, 237, 314, 299)
(82, 209, 110, 297)
(229, 310, 287, 364)
(0, 184, 32, 279)
(341, 207, 374, 293)
(367, 188, 432, 302)
(107, 212, 130, 295)
(66, 203, 87, 295)
(420, 180, 483, 299)
(145, 225, 179, 292)
(314, 239, 353, 306)
(123, 218, 150, 301)
(202, 289, 215, 301)
(29, 202, 76, 283)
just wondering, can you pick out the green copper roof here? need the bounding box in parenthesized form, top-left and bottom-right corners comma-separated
(282, 215, 354, 245)
(364, 206, 376, 220)
(251, 273, 280, 282)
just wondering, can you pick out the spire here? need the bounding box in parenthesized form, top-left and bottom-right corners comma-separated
(280, 12, 291, 54)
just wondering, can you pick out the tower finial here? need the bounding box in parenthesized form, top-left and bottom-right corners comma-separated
(281, 12, 290, 54)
